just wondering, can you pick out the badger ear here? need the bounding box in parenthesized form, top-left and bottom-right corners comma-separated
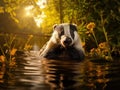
(53, 24, 58, 30)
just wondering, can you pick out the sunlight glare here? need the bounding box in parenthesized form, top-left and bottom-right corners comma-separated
(24, 5, 34, 17)
(34, 12, 46, 27)
(34, 16, 43, 27)
(24, 1, 46, 27)
(33, 44, 40, 51)
(36, 0, 46, 9)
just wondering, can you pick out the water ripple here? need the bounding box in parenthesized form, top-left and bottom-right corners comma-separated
(0, 51, 120, 90)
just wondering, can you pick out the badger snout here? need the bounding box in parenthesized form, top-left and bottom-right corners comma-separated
(61, 36, 72, 47)
(63, 37, 72, 45)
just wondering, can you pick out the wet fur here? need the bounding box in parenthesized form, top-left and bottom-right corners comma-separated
(44, 45, 85, 60)
(39, 23, 85, 60)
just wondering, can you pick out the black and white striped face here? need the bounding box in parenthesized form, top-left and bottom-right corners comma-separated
(53, 23, 78, 47)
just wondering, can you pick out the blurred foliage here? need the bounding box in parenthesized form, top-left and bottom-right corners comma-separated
(0, 0, 25, 23)
(0, 0, 42, 34)
(40, 0, 60, 33)
(0, 33, 33, 67)
(0, 0, 119, 38)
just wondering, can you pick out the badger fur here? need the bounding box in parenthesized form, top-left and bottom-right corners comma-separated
(39, 23, 85, 60)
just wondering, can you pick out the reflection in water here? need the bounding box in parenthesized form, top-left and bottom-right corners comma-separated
(33, 43, 40, 51)
(42, 59, 110, 90)
(42, 59, 82, 89)
(0, 51, 120, 90)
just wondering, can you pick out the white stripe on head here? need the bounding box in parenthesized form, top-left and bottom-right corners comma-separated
(62, 23, 74, 45)
(63, 24, 72, 38)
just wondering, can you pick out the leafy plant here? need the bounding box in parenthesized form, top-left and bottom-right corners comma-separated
(0, 34, 17, 67)
(24, 35, 33, 51)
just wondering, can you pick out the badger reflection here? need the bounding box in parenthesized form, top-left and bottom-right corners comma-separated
(42, 59, 110, 90)
(42, 59, 79, 90)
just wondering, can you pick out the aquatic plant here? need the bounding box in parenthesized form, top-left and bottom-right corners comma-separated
(0, 55, 5, 83)
(89, 42, 112, 60)
(0, 34, 34, 69)
(24, 35, 33, 51)
(0, 33, 34, 83)
(86, 21, 113, 60)
(86, 22, 98, 47)
(0, 34, 17, 67)
(100, 12, 113, 60)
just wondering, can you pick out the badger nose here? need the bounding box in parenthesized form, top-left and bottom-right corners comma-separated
(63, 37, 72, 45)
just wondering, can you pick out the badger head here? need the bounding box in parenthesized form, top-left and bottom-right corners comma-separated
(52, 23, 79, 48)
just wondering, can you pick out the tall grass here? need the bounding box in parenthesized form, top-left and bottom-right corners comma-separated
(0, 33, 34, 68)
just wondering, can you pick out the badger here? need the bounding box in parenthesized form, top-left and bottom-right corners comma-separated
(39, 23, 85, 60)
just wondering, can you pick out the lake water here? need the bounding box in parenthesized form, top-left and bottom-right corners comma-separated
(0, 35, 120, 90)
(0, 50, 120, 90)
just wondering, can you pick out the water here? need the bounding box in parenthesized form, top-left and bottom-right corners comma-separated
(0, 51, 120, 90)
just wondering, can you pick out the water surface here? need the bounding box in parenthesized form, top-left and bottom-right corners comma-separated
(0, 51, 120, 90)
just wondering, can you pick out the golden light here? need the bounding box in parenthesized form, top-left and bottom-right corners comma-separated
(36, 0, 46, 9)
(24, 5, 34, 17)
(34, 15, 43, 27)
(24, 0, 46, 27)
(34, 12, 46, 27)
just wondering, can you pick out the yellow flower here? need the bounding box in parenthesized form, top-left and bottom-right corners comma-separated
(86, 22, 95, 30)
(99, 42, 108, 49)
(0, 55, 5, 63)
(10, 48, 17, 56)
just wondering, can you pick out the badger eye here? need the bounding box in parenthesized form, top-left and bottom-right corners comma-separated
(56, 25, 64, 38)
(59, 30, 64, 38)
(70, 29, 75, 39)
